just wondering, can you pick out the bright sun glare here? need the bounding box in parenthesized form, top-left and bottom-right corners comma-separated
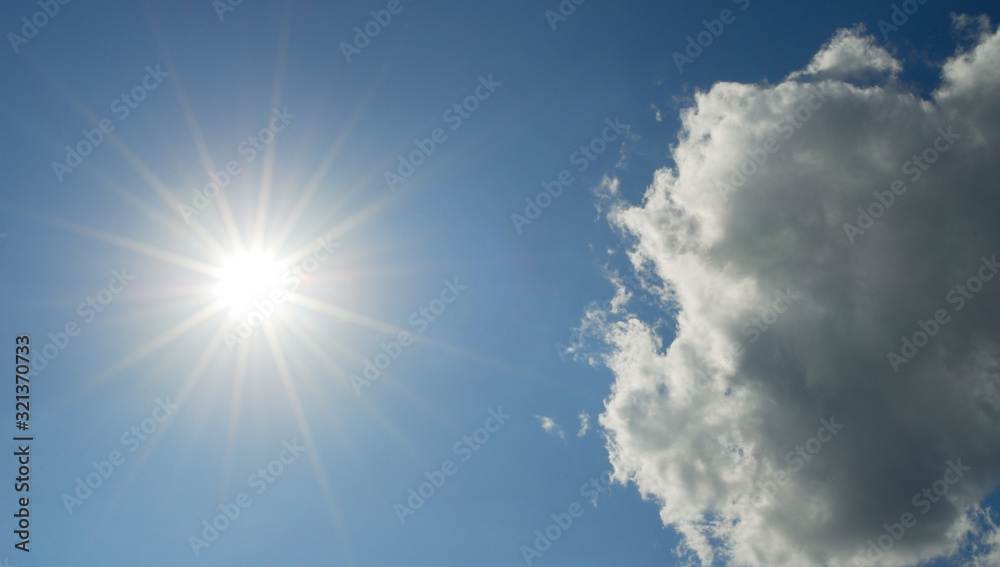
(214, 250, 281, 309)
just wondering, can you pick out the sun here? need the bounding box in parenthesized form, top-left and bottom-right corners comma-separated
(214, 249, 282, 310)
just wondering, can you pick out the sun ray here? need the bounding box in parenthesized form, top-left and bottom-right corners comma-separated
(263, 326, 355, 561)
(272, 312, 418, 451)
(45, 83, 240, 262)
(269, 74, 387, 254)
(221, 341, 251, 494)
(84, 324, 227, 534)
(139, 9, 255, 258)
(14, 16, 479, 559)
(7, 206, 220, 276)
(144, 62, 246, 255)
(284, 293, 412, 337)
(251, 12, 292, 253)
(288, 293, 498, 367)
(270, 313, 354, 389)
(94, 174, 231, 261)
(93, 302, 226, 384)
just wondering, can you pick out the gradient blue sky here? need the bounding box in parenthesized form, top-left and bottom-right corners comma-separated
(2, 1, 999, 566)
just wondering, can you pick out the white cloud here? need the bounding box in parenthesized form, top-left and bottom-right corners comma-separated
(790, 24, 901, 82)
(960, 506, 1000, 567)
(652, 103, 664, 122)
(592, 20, 1000, 567)
(535, 415, 566, 440)
(578, 411, 591, 437)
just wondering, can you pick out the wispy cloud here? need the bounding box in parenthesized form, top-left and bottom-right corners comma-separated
(577, 411, 590, 437)
(535, 415, 565, 440)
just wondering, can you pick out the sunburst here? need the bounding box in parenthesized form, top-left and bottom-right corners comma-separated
(213, 249, 282, 310)
(4, 10, 502, 559)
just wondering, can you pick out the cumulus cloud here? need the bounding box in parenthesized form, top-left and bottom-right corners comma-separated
(790, 24, 901, 82)
(592, 20, 1000, 567)
(535, 415, 566, 440)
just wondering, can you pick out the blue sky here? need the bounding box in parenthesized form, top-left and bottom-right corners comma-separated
(2, 1, 1000, 566)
